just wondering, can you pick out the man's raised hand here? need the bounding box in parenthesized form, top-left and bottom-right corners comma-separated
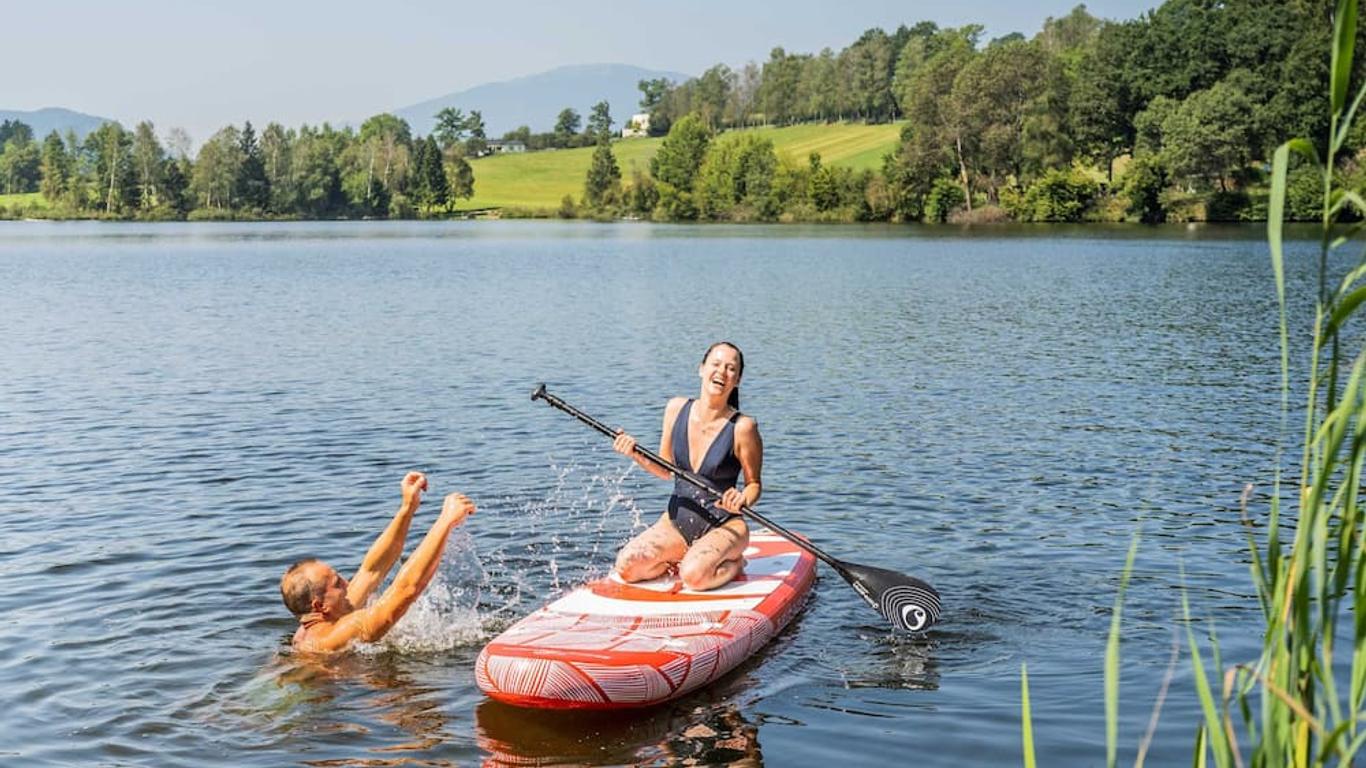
(440, 493, 476, 526)
(400, 471, 428, 508)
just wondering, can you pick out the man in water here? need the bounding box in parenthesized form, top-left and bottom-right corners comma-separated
(280, 471, 475, 652)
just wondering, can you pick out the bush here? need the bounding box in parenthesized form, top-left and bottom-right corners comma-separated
(924, 178, 966, 222)
(1205, 190, 1252, 221)
(1119, 156, 1168, 223)
(1006, 168, 1099, 222)
(557, 194, 577, 219)
(1285, 164, 1322, 221)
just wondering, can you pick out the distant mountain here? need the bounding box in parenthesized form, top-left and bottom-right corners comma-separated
(395, 63, 692, 138)
(0, 107, 114, 140)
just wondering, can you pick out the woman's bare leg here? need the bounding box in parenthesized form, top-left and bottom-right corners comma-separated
(678, 518, 750, 591)
(614, 512, 688, 582)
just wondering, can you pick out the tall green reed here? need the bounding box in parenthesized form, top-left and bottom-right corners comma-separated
(1022, 2, 1366, 764)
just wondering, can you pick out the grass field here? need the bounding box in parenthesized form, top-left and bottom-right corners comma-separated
(0, 192, 47, 211)
(463, 121, 904, 211)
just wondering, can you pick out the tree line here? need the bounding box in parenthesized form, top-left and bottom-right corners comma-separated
(0, 113, 477, 219)
(593, 0, 1356, 223)
(1, 0, 1353, 223)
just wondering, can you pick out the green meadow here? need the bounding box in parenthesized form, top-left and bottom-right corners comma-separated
(463, 121, 904, 211)
(0, 192, 47, 211)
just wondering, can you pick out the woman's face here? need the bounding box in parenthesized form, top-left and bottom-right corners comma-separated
(699, 345, 742, 400)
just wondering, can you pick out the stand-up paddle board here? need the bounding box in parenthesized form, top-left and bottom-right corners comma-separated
(476, 530, 816, 710)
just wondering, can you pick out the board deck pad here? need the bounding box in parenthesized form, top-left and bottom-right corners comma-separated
(476, 531, 818, 709)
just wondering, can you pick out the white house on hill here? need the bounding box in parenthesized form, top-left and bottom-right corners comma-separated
(621, 113, 650, 138)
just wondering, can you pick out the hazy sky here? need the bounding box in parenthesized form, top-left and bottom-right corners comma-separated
(6, 0, 1161, 142)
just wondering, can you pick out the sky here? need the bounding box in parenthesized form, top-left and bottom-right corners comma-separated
(4, 0, 1162, 143)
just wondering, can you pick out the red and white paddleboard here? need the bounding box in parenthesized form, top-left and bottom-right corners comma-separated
(475, 530, 817, 710)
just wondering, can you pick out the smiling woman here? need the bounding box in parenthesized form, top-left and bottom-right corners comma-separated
(610, 341, 764, 591)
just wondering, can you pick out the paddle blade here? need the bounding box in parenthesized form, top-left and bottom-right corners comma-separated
(839, 562, 941, 632)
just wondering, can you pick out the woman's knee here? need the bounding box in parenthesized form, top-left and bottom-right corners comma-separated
(678, 557, 714, 590)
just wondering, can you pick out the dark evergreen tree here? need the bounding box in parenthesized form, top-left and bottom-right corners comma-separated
(583, 137, 621, 208)
(236, 121, 271, 212)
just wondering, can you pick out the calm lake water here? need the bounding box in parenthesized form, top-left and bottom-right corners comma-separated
(0, 220, 1320, 766)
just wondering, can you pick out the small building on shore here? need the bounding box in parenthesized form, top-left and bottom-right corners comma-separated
(621, 113, 651, 138)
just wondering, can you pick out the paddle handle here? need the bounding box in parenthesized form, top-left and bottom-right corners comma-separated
(530, 384, 846, 572)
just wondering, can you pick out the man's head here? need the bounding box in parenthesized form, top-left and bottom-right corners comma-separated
(280, 559, 353, 620)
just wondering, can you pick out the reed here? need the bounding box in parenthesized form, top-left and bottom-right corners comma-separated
(1022, 2, 1366, 763)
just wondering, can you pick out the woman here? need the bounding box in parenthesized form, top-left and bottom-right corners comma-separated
(611, 341, 763, 591)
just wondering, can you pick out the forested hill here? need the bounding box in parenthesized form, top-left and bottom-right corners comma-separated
(0, 108, 111, 142)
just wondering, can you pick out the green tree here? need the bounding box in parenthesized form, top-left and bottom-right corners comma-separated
(411, 135, 450, 212)
(649, 114, 712, 219)
(191, 126, 243, 211)
(695, 65, 734, 129)
(161, 156, 192, 217)
(804, 48, 842, 121)
(694, 133, 779, 219)
(554, 108, 581, 147)
(433, 107, 467, 150)
(759, 47, 803, 125)
(1068, 21, 1141, 180)
(465, 110, 488, 157)
(292, 124, 346, 217)
(638, 78, 672, 134)
(1118, 154, 1167, 223)
(259, 122, 295, 213)
(1159, 81, 1256, 190)
(0, 135, 40, 194)
(587, 101, 613, 139)
(344, 114, 412, 215)
(86, 122, 135, 213)
(237, 121, 271, 213)
(445, 151, 474, 203)
(0, 119, 33, 146)
(949, 39, 1053, 203)
(583, 137, 622, 209)
(131, 121, 166, 211)
(39, 131, 71, 202)
(892, 27, 978, 211)
(840, 28, 896, 121)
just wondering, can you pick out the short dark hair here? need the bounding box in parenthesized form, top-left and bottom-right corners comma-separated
(280, 558, 322, 616)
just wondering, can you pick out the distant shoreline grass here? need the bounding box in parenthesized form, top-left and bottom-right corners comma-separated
(460, 121, 904, 212)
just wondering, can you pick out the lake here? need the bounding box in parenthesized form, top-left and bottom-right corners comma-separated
(0, 220, 1315, 766)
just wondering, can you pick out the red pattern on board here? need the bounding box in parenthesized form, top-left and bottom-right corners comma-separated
(475, 533, 817, 710)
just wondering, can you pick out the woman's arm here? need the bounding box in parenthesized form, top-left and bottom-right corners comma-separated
(720, 416, 763, 513)
(613, 398, 686, 481)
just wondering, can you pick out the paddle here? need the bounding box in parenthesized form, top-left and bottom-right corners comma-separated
(531, 384, 942, 632)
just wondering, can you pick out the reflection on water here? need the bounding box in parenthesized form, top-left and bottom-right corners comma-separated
(477, 687, 764, 767)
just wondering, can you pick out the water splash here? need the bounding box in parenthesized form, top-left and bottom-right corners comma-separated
(365, 528, 489, 653)
(479, 459, 648, 620)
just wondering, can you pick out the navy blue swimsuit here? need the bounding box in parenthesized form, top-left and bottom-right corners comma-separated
(667, 399, 743, 544)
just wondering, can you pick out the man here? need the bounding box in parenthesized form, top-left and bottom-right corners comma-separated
(280, 471, 475, 652)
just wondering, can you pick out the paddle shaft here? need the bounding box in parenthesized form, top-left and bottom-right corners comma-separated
(531, 385, 851, 573)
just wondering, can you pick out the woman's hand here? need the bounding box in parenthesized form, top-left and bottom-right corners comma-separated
(613, 430, 638, 458)
(718, 488, 745, 514)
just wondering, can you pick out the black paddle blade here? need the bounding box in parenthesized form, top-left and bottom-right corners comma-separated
(531, 383, 547, 402)
(839, 562, 942, 632)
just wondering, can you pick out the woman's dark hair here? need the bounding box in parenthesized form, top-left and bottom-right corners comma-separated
(702, 341, 744, 409)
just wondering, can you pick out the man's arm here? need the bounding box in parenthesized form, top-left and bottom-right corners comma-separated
(346, 471, 427, 607)
(311, 493, 476, 652)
